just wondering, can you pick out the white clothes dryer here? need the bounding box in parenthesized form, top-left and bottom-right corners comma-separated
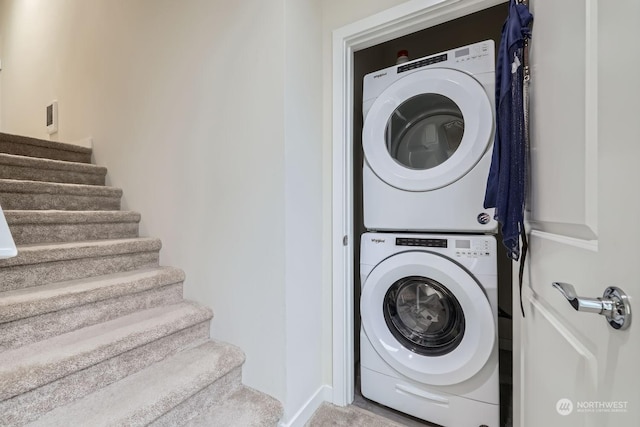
(362, 40, 497, 232)
(360, 232, 499, 427)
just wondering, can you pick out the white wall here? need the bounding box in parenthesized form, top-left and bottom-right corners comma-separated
(0, 0, 420, 421)
(283, 0, 324, 421)
(0, 0, 289, 403)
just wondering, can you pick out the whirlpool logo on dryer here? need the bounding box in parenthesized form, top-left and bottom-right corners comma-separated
(371, 238, 386, 244)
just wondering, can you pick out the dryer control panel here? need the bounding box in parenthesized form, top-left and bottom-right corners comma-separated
(397, 53, 448, 74)
(452, 41, 493, 65)
(362, 40, 495, 118)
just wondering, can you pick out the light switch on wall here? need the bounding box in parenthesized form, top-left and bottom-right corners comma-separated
(46, 100, 58, 134)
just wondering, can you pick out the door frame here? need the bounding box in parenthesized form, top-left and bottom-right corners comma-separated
(331, 0, 506, 406)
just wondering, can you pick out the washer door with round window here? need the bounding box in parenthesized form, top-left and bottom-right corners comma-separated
(362, 68, 493, 191)
(360, 251, 495, 386)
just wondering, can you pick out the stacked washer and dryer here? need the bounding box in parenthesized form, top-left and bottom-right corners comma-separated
(360, 40, 500, 427)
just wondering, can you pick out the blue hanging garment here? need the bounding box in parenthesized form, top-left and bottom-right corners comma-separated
(484, 0, 533, 261)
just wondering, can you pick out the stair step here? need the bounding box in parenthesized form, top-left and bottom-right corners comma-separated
(0, 238, 161, 292)
(5, 210, 140, 244)
(0, 132, 92, 163)
(0, 267, 185, 351)
(0, 179, 121, 211)
(0, 153, 106, 185)
(184, 386, 283, 427)
(24, 341, 243, 427)
(0, 302, 213, 426)
(0, 266, 183, 323)
(0, 133, 277, 425)
(0, 301, 212, 399)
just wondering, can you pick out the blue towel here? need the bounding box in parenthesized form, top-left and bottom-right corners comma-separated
(484, 0, 533, 260)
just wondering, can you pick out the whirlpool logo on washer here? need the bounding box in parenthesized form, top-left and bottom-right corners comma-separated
(373, 72, 387, 79)
(370, 238, 386, 244)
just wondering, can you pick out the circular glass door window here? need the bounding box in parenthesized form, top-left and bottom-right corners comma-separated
(385, 94, 464, 170)
(383, 275, 465, 357)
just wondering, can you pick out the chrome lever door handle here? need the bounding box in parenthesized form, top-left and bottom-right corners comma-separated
(552, 282, 606, 314)
(552, 282, 632, 330)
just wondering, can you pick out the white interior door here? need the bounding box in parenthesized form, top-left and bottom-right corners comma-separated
(520, 1, 639, 426)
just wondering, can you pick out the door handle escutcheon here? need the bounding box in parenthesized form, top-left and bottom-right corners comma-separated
(552, 282, 631, 330)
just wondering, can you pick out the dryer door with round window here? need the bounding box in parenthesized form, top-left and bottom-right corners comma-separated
(360, 251, 495, 386)
(362, 68, 494, 191)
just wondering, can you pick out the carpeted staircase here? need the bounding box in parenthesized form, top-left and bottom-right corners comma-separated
(0, 132, 283, 426)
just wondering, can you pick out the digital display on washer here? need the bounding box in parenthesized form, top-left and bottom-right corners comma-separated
(397, 54, 448, 74)
(455, 240, 471, 249)
(396, 238, 447, 248)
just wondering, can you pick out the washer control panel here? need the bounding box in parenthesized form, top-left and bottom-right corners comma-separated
(396, 237, 447, 248)
(455, 238, 492, 258)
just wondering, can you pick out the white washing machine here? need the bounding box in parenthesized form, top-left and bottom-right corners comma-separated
(360, 232, 499, 427)
(362, 40, 497, 232)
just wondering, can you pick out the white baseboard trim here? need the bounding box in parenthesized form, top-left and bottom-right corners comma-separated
(70, 137, 93, 149)
(278, 385, 333, 427)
